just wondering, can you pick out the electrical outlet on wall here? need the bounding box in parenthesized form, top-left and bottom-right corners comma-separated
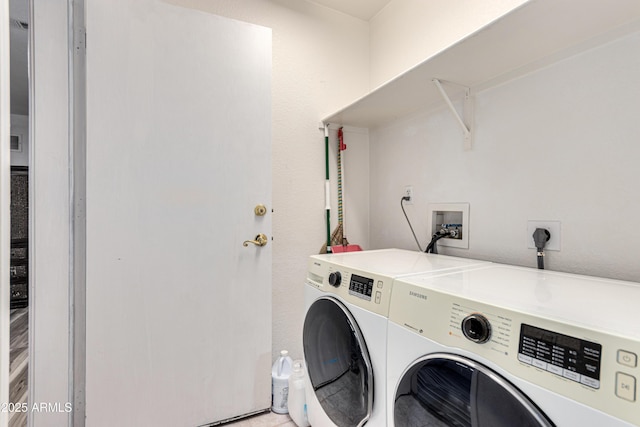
(404, 186, 413, 204)
(527, 220, 561, 251)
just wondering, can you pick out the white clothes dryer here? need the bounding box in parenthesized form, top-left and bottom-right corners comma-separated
(303, 249, 491, 427)
(387, 264, 640, 427)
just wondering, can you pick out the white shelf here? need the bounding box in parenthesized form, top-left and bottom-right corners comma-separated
(322, 0, 640, 129)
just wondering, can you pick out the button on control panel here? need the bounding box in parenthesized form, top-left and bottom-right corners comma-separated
(616, 372, 637, 402)
(618, 350, 638, 368)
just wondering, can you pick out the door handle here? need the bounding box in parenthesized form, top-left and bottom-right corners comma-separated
(243, 233, 268, 247)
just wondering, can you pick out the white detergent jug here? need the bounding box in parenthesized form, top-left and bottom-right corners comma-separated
(271, 350, 293, 414)
(287, 360, 310, 427)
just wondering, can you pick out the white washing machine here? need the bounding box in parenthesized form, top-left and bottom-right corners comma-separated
(303, 249, 491, 427)
(386, 264, 640, 427)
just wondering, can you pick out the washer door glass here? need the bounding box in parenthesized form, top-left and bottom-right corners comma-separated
(303, 297, 373, 427)
(394, 354, 554, 427)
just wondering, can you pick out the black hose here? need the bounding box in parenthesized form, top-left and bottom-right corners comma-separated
(401, 197, 423, 251)
(537, 251, 544, 269)
(425, 231, 448, 254)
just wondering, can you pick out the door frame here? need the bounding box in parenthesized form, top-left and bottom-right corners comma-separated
(1, 0, 12, 424)
(27, 0, 81, 425)
(68, 0, 87, 425)
(0, 0, 86, 424)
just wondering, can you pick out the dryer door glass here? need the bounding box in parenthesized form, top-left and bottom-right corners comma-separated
(303, 297, 373, 427)
(394, 354, 554, 427)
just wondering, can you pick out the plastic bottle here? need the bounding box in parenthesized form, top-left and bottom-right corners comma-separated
(287, 360, 310, 427)
(271, 350, 293, 414)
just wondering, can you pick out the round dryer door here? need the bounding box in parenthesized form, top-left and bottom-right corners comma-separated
(394, 354, 554, 427)
(303, 296, 373, 427)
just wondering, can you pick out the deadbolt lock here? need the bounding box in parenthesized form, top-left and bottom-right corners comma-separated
(254, 204, 267, 216)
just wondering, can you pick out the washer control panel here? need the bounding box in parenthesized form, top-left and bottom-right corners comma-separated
(349, 274, 374, 300)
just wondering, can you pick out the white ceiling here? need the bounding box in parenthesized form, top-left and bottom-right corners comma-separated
(8, 0, 392, 116)
(311, 0, 391, 21)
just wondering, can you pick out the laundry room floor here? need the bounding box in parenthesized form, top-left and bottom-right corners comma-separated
(9, 307, 29, 427)
(226, 412, 295, 427)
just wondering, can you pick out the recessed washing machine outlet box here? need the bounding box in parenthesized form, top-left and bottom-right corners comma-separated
(427, 203, 470, 249)
(527, 220, 561, 251)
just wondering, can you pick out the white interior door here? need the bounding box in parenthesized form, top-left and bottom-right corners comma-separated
(85, 1, 272, 425)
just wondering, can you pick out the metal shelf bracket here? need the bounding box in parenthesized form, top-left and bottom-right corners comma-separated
(432, 78, 474, 150)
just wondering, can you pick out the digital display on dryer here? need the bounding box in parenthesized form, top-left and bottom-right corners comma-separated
(349, 274, 374, 301)
(518, 324, 602, 389)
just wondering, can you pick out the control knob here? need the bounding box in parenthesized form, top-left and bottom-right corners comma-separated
(328, 272, 342, 288)
(461, 313, 492, 343)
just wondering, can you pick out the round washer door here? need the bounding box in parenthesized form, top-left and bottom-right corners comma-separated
(394, 353, 554, 427)
(303, 296, 373, 427)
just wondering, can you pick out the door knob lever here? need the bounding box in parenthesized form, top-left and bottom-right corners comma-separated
(243, 233, 268, 247)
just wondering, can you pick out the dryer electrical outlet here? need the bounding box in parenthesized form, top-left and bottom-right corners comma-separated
(427, 203, 470, 249)
(526, 220, 561, 251)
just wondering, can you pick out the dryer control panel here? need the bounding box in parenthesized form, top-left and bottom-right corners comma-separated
(518, 323, 602, 389)
(306, 257, 392, 317)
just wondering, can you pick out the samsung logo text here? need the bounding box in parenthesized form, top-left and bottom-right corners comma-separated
(409, 291, 428, 300)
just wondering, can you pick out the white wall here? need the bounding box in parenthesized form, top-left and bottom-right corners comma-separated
(370, 30, 640, 282)
(369, 0, 529, 89)
(10, 113, 28, 166)
(164, 0, 370, 362)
